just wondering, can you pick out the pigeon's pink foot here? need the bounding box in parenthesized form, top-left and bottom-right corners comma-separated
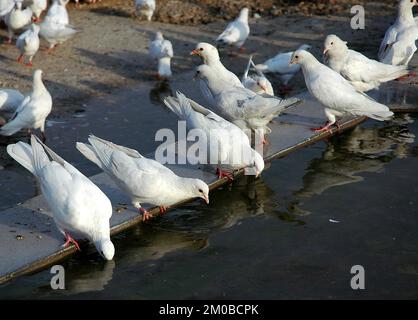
(159, 206, 168, 214)
(239, 46, 246, 53)
(25, 61, 33, 67)
(63, 232, 81, 251)
(311, 122, 332, 133)
(216, 168, 234, 182)
(139, 207, 153, 221)
(16, 55, 23, 64)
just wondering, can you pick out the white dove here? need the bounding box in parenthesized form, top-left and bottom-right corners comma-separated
(378, 0, 417, 62)
(190, 42, 243, 88)
(0, 0, 14, 20)
(323, 34, 409, 92)
(241, 56, 274, 96)
(0, 89, 24, 116)
(164, 91, 265, 180)
(216, 7, 250, 51)
(7, 135, 115, 260)
(4, 0, 33, 43)
(0, 69, 52, 141)
(290, 50, 394, 132)
(381, 24, 418, 66)
(255, 44, 311, 92)
(39, 0, 78, 51)
(30, 0, 47, 22)
(149, 31, 173, 79)
(16, 23, 40, 67)
(135, 0, 155, 21)
(76, 135, 209, 220)
(195, 64, 300, 142)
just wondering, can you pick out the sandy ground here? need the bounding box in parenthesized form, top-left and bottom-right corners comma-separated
(0, 1, 414, 119)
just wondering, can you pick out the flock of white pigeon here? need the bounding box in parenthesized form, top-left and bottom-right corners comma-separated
(0, 0, 417, 261)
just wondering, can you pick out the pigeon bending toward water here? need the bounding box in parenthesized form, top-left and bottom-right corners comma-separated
(76, 135, 209, 220)
(241, 56, 274, 96)
(39, 0, 78, 51)
(290, 50, 394, 132)
(255, 44, 311, 92)
(135, 0, 155, 21)
(0, 69, 52, 141)
(164, 91, 264, 180)
(216, 7, 250, 51)
(323, 34, 409, 92)
(379, 0, 417, 63)
(149, 31, 173, 79)
(7, 135, 115, 260)
(16, 23, 40, 67)
(195, 64, 300, 142)
(0, 89, 24, 116)
(190, 42, 243, 88)
(4, 0, 32, 43)
(30, 0, 47, 22)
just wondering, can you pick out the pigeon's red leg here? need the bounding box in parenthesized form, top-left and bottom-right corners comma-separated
(63, 232, 81, 251)
(159, 206, 168, 214)
(139, 207, 153, 221)
(16, 54, 23, 64)
(311, 122, 332, 133)
(25, 61, 33, 67)
(239, 46, 246, 53)
(216, 168, 234, 181)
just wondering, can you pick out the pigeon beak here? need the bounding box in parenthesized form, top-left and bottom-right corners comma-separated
(323, 48, 329, 55)
(255, 171, 260, 178)
(190, 50, 199, 56)
(203, 195, 209, 204)
(260, 85, 267, 92)
(289, 58, 295, 65)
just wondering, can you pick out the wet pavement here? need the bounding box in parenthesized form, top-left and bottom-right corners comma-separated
(0, 74, 417, 298)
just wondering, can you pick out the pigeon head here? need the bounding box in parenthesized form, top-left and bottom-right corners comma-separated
(95, 239, 115, 261)
(290, 50, 315, 66)
(14, 0, 22, 10)
(323, 34, 348, 56)
(239, 7, 249, 21)
(399, 0, 417, 11)
(190, 179, 210, 204)
(155, 31, 164, 41)
(190, 42, 220, 64)
(33, 69, 43, 81)
(255, 76, 269, 93)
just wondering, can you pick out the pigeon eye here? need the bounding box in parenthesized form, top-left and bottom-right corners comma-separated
(199, 48, 204, 51)
(330, 42, 334, 45)
(295, 55, 299, 59)
(198, 189, 203, 193)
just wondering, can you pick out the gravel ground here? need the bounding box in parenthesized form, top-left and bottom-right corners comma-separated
(0, 1, 413, 119)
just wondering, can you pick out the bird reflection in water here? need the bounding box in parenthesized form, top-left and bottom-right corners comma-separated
(289, 114, 416, 215)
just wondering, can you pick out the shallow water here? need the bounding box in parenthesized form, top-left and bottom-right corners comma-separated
(0, 78, 418, 299)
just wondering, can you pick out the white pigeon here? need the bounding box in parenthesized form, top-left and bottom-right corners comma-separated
(195, 64, 300, 141)
(0, 0, 14, 20)
(39, 0, 78, 51)
(290, 50, 394, 132)
(190, 42, 243, 88)
(135, 0, 155, 21)
(16, 23, 40, 67)
(7, 135, 115, 260)
(216, 7, 250, 50)
(76, 135, 209, 220)
(255, 44, 311, 90)
(323, 34, 409, 92)
(149, 31, 173, 78)
(164, 91, 265, 179)
(4, 0, 33, 43)
(30, 0, 47, 22)
(0, 69, 52, 141)
(0, 89, 24, 116)
(381, 25, 418, 66)
(378, 0, 417, 62)
(241, 56, 274, 96)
